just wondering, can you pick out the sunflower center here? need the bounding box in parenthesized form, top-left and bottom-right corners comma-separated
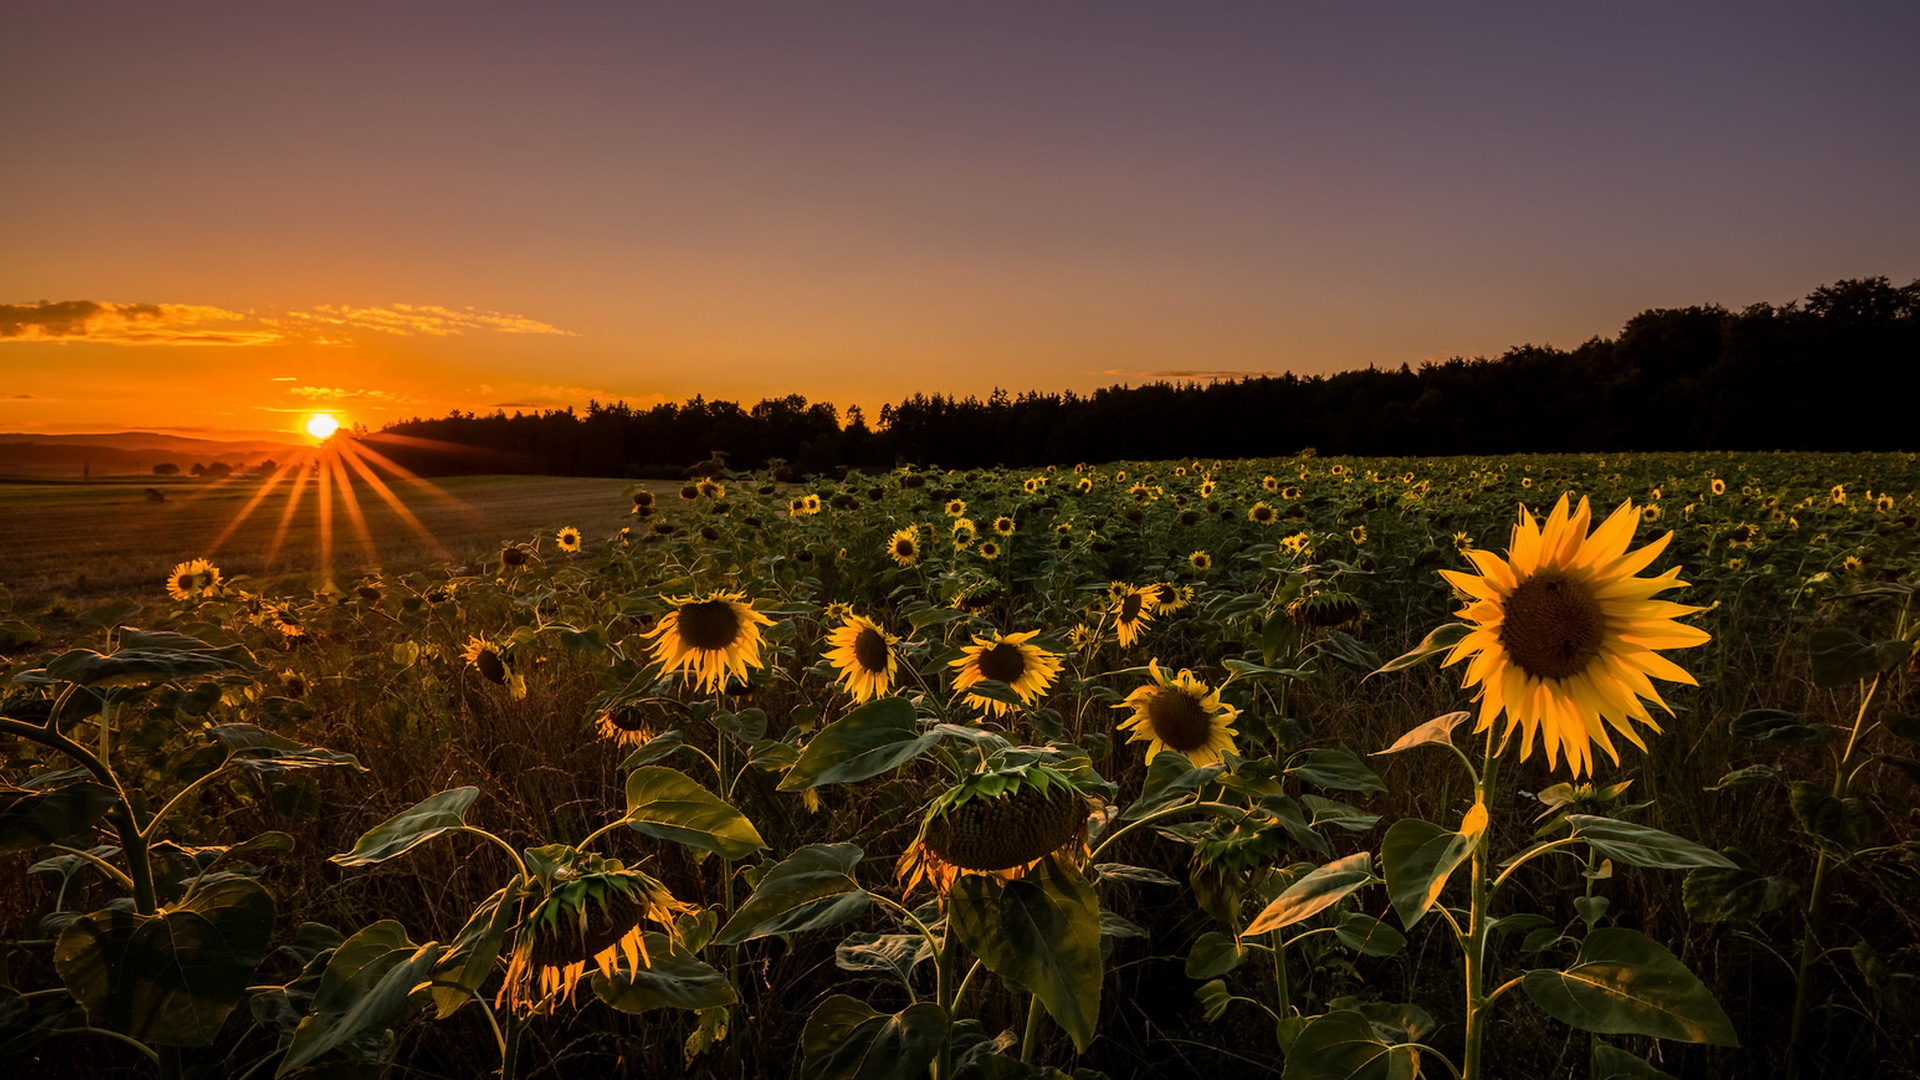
(677, 600, 742, 651)
(1146, 688, 1213, 751)
(1499, 573, 1605, 681)
(852, 626, 890, 673)
(1119, 593, 1144, 622)
(894, 538, 915, 556)
(977, 642, 1028, 683)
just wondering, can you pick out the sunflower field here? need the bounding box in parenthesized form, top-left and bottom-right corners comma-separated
(3, 450, 1918, 1079)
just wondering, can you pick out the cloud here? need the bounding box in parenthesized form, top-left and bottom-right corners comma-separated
(270, 376, 298, 382)
(282, 303, 573, 338)
(0, 300, 282, 346)
(288, 386, 421, 405)
(1135, 369, 1279, 381)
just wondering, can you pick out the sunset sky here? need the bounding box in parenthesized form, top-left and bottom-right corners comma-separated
(5, 1, 1917, 439)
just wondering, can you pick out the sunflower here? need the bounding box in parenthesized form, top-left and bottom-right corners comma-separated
(976, 540, 1001, 560)
(1875, 494, 1896, 512)
(1189, 550, 1212, 572)
(502, 544, 532, 570)
(1262, 475, 1279, 492)
(946, 498, 968, 517)
(992, 515, 1017, 536)
(1024, 476, 1047, 493)
(1710, 478, 1726, 496)
(646, 591, 775, 693)
(1350, 525, 1368, 546)
(886, 527, 922, 567)
(1115, 660, 1240, 767)
(1726, 523, 1757, 548)
(630, 491, 656, 512)
(1112, 587, 1154, 647)
(823, 614, 900, 702)
(462, 636, 527, 698)
(1281, 486, 1301, 500)
(594, 705, 655, 747)
(1248, 502, 1277, 525)
(950, 630, 1063, 715)
(1438, 495, 1712, 777)
(951, 518, 977, 549)
(1067, 623, 1098, 650)
(1199, 480, 1217, 498)
(1831, 484, 1847, 505)
(696, 477, 725, 499)
(1452, 531, 1475, 554)
(898, 762, 1094, 896)
(1147, 581, 1191, 614)
(1075, 477, 1093, 494)
(500, 847, 688, 1012)
(165, 558, 222, 601)
(1280, 532, 1313, 557)
(556, 527, 583, 553)
(680, 484, 700, 501)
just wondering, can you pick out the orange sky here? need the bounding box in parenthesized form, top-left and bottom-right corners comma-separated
(5, 3, 1917, 439)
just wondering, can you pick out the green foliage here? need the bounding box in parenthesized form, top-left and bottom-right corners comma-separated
(950, 857, 1103, 1054)
(622, 765, 766, 859)
(1380, 818, 1471, 930)
(1520, 928, 1739, 1046)
(799, 995, 949, 1080)
(329, 787, 480, 866)
(714, 843, 869, 945)
(590, 932, 737, 1014)
(779, 696, 938, 791)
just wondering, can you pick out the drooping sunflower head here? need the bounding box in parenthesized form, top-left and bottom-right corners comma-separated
(1115, 660, 1240, 767)
(949, 630, 1063, 716)
(593, 705, 655, 748)
(646, 591, 775, 693)
(502, 544, 532, 570)
(1112, 587, 1154, 648)
(898, 752, 1109, 895)
(462, 636, 511, 684)
(1438, 495, 1712, 777)
(500, 846, 689, 1013)
(1286, 589, 1367, 629)
(823, 614, 900, 703)
(886, 527, 922, 567)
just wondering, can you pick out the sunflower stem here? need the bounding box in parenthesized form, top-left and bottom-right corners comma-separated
(1020, 992, 1045, 1064)
(1270, 927, 1293, 1024)
(1788, 672, 1882, 1071)
(1460, 733, 1499, 1080)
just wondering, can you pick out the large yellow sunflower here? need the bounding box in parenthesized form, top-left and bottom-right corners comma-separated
(1111, 587, 1154, 648)
(646, 591, 775, 693)
(823, 614, 900, 702)
(949, 630, 1063, 716)
(1439, 495, 1711, 777)
(1115, 660, 1240, 766)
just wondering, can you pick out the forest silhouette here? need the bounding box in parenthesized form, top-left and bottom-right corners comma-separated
(375, 276, 1919, 477)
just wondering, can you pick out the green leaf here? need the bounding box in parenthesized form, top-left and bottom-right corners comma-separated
(950, 856, 1102, 1053)
(1521, 927, 1738, 1045)
(202, 724, 365, 773)
(1280, 1008, 1421, 1080)
(1285, 748, 1386, 793)
(960, 679, 1025, 706)
(1374, 711, 1471, 755)
(714, 843, 869, 945)
(0, 782, 118, 854)
(1704, 765, 1781, 791)
(1807, 627, 1909, 688)
(1312, 632, 1383, 674)
(1879, 709, 1920, 744)
(1728, 709, 1835, 745)
(1381, 818, 1471, 930)
(1244, 853, 1375, 936)
(1184, 931, 1252, 978)
(1787, 782, 1884, 852)
(328, 788, 479, 867)
(429, 884, 517, 1019)
(907, 606, 969, 631)
(1301, 794, 1382, 832)
(1334, 911, 1406, 957)
(1682, 859, 1797, 923)
(1122, 752, 1220, 820)
(1591, 1041, 1678, 1080)
(778, 697, 939, 791)
(799, 995, 949, 1080)
(40, 638, 260, 687)
(835, 932, 932, 986)
(1371, 623, 1472, 676)
(1566, 815, 1737, 870)
(623, 766, 765, 859)
(590, 932, 737, 1014)
(1092, 862, 1180, 887)
(622, 730, 692, 769)
(54, 875, 276, 1047)
(78, 598, 142, 628)
(1195, 979, 1234, 1023)
(278, 921, 441, 1074)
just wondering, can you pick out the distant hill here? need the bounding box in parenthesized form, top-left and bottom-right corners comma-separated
(0, 431, 302, 477)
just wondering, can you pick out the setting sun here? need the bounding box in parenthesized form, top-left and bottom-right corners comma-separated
(304, 413, 341, 440)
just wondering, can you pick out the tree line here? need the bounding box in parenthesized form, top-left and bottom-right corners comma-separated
(372, 276, 1919, 476)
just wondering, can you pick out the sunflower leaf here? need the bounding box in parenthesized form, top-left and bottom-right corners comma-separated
(623, 766, 766, 859)
(799, 995, 948, 1080)
(1807, 627, 1910, 688)
(1370, 623, 1473, 677)
(1244, 853, 1376, 937)
(429, 884, 517, 1019)
(328, 788, 479, 867)
(779, 698, 938, 791)
(1286, 748, 1386, 793)
(1682, 857, 1798, 923)
(591, 932, 737, 1015)
(279, 921, 441, 1074)
(1279, 1008, 1422, 1080)
(1334, 911, 1407, 957)
(1591, 1041, 1679, 1080)
(950, 857, 1102, 1053)
(0, 782, 118, 854)
(1375, 711, 1472, 755)
(1566, 815, 1737, 870)
(1381, 818, 1472, 930)
(1729, 709, 1835, 745)
(714, 844, 869, 945)
(1521, 927, 1739, 1045)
